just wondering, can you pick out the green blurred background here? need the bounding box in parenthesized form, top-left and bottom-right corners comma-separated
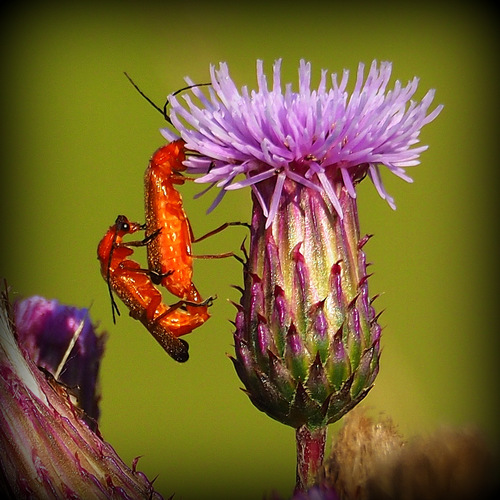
(1, 2, 497, 498)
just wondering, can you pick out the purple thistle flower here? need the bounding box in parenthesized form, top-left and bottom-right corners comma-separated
(162, 59, 442, 227)
(1, 293, 162, 498)
(162, 59, 441, 491)
(14, 296, 105, 426)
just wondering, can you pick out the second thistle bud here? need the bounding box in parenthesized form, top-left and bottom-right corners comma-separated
(231, 178, 381, 429)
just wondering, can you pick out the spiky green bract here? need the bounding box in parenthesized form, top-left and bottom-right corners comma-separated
(231, 178, 381, 429)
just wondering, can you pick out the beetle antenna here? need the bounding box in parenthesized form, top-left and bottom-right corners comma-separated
(124, 72, 210, 125)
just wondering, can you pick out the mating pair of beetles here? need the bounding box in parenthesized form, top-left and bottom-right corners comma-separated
(97, 136, 244, 363)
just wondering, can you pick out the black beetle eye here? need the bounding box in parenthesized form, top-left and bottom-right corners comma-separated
(114, 215, 129, 232)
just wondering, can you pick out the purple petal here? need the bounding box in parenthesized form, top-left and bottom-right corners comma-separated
(166, 59, 441, 226)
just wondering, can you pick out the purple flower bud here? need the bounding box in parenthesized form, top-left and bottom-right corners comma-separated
(0, 293, 162, 499)
(14, 296, 105, 425)
(231, 186, 381, 429)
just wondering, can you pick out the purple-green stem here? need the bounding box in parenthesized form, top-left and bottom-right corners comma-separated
(295, 424, 327, 491)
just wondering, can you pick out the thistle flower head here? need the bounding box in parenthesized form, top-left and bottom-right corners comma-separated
(14, 296, 105, 424)
(1, 294, 162, 498)
(162, 59, 442, 227)
(162, 59, 441, 433)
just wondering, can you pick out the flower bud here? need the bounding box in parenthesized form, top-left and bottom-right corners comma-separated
(231, 180, 381, 428)
(0, 294, 162, 499)
(14, 296, 105, 426)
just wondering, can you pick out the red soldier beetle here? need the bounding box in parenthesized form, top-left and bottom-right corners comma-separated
(97, 215, 213, 363)
(144, 140, 247, 303)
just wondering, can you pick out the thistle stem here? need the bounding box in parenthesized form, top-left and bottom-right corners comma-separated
(295, 424, 327, 491)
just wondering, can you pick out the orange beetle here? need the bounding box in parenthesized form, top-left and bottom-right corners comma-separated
(144, 140, 201, 302)
(144, 139, 246, 303)
(97, 215, 212, 362)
